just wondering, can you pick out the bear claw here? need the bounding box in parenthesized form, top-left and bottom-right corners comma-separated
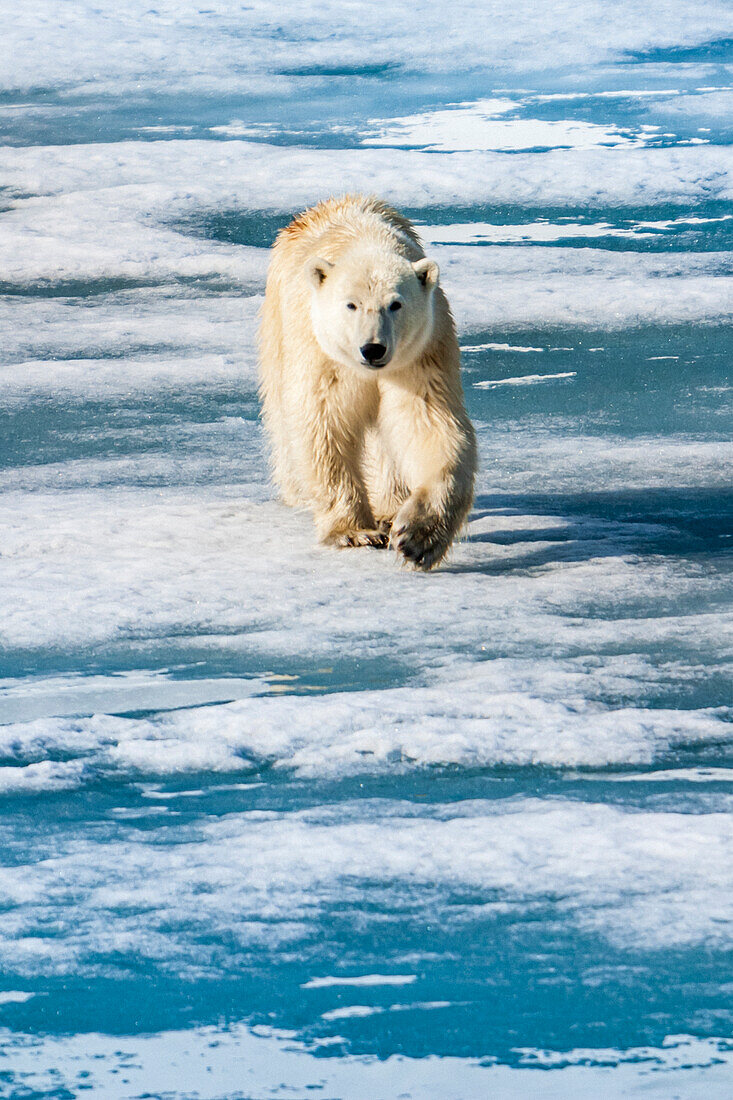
(330, 528, 390, 549)
(391, 525, 448, 571)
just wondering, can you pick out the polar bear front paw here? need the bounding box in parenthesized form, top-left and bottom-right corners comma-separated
(390, 509, 450, 571)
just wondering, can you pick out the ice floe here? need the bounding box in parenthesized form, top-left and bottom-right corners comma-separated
(2, 4, 732, 1085)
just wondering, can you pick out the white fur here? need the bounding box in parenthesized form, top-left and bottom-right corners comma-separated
(258, 194, 476, 570)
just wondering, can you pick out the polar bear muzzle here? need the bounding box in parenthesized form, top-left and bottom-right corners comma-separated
(360, 342, 388, 367)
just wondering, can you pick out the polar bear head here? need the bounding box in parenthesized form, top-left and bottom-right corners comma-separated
(306, 245, 440, 374)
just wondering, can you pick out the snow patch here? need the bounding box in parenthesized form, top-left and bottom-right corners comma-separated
(475, 372, 577, 388)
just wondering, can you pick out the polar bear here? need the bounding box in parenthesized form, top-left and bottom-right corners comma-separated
(258, 194, 476, 570)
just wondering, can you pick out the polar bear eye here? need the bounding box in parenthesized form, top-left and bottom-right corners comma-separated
(389, 300, 402, 312)
(346, 302, 357, 311)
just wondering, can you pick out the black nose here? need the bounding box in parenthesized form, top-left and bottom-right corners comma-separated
(361, 342, 387, 365)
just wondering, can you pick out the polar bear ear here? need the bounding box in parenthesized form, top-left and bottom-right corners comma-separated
(307, 257, 334, 288)
(412, 258, 439, 288)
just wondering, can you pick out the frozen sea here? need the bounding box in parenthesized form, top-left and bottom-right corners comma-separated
(1, 2, 732, 1097)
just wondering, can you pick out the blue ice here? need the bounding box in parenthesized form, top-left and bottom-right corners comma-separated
(0, 3, 732, 1096)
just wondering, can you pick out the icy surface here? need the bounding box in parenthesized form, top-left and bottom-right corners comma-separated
(1, 1, 732, 1096)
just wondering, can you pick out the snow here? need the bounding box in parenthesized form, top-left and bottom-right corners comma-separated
(1, 661, 729, 780)
(3, 1, 733, 95)
(363, 101, 651, 151)
(1, 0, 732, 1091)
(302, 974, 418, 988)
(1, 797, 732, 984)
(5, 1027, 733, 1099)
(475, 371, 577, 387)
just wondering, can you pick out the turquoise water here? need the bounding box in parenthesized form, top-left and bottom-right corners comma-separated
(1, 5, 732, 1096)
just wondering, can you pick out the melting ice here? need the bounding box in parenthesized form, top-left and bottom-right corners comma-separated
(1, 1, 732, 1096)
